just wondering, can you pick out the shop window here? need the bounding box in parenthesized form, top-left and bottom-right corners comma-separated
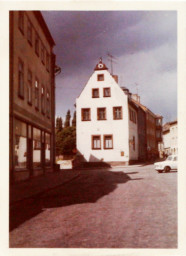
(35, 32, 39, 56)
(113, 106, 122, 120)
(81, 108, 91, 121)
(92, 88, 99, 98)
(92, 135, 101, 150)
(14, 119, 27, 169)
(97, 74, 104, 81)
(27, 18, 32, 45)
(18, 58, 24, 98)
(104, 135, 113, 149)
(27, 69, 32, 105)
(97, 108, 106, 120)
(103, 88, 111, 97)
(33, 127, 41, 168)
(41, 85, 45, 114)
(18, 11, 24, 34)
(45, 133, 51, 166)
(35, 78, 39, 110)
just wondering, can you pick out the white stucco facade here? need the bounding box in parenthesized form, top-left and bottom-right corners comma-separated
(163, 121, 178, 155)
(76, 59, 138, 163)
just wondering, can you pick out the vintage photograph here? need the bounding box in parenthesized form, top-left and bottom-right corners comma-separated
(9, 9, 177, 249)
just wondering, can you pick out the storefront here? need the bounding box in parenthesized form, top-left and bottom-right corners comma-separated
(13, 118, 52, 181)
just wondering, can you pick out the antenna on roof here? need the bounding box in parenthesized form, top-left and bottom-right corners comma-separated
(107, 52, 117, 75)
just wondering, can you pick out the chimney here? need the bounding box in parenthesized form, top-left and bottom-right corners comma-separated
(112, 75, 118, 83)
(131, 94, 140, 103)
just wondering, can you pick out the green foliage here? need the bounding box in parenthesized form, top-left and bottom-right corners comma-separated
(64, 110, 71, 128)
(72, 111, 76, 127)
(56, 126, 76, 155)
(56, 117, 63, 133)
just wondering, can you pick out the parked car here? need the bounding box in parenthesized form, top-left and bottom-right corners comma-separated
(154, 155, 178, 173)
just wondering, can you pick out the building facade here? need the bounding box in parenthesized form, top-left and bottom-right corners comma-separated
(162, 120, 178, 156)
(76, 59, 138, 165)
(10, 11, 56, 182)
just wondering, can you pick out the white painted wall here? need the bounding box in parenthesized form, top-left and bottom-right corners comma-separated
(163, 123, 178, 155)
(76, 69, 130, 162)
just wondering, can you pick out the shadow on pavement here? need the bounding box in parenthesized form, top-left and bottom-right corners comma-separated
(124, 172, 138, 175)
(9, 169, 142, 231)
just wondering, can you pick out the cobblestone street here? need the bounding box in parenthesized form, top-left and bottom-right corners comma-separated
(10, 164, 177, 248)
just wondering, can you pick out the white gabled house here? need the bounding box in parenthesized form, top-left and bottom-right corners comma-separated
(76, 58, 138, 165)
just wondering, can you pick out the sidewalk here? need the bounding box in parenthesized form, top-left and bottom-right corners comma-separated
(10, 170, 80, 206)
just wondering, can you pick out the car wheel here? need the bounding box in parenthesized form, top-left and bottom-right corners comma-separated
(164, 166, 171, 172)
(158, 170, 163, 173)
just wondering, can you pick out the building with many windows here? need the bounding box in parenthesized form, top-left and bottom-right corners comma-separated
(161, 120, 178, 156)
(76, 58, 163, 165)
(76, 58, 139, 165)
(9, 11, 57, 182)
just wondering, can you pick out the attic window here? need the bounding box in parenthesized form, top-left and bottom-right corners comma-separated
(92, 88, 99, 98)
(97, 74, 104, 81)
(103, 88, 110, 97)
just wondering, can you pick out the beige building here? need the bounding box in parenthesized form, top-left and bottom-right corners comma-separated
(10, 11, 57, 182)
(162, 120, 178, 156)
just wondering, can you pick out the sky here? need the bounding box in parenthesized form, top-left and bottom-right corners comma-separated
(42, 11, 177, 124)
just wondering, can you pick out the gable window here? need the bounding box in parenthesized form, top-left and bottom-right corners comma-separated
(97, 74, 104, 81)
(18, 11, 24, 34)
(41, 85, 45, 114)
(41, 43, 45, 64)
(27, 18, 32, 45)
(46, 52, 50, 71)
(113, 106, 122, 120)
(92, 135, 101, 150)
(35, 78, 39, 110)
(104, 135, 113, 149)
(81, 108, 91, 121)
(97, 108, 106, 120)
(18, 59, 24, 98)
(103, 88, 111, 97)
(35, 32, 39, 56)
(27, 69, 32, 104)
(46, 91, 50, 118)
(92, 88, 99, 98)
(129, 109, 137, 124)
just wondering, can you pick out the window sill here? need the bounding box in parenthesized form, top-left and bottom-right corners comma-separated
(92, 148, 101, 150)
(82, 119, 91, 121)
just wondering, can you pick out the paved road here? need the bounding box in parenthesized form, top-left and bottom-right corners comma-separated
(10, 165, 177, 248)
